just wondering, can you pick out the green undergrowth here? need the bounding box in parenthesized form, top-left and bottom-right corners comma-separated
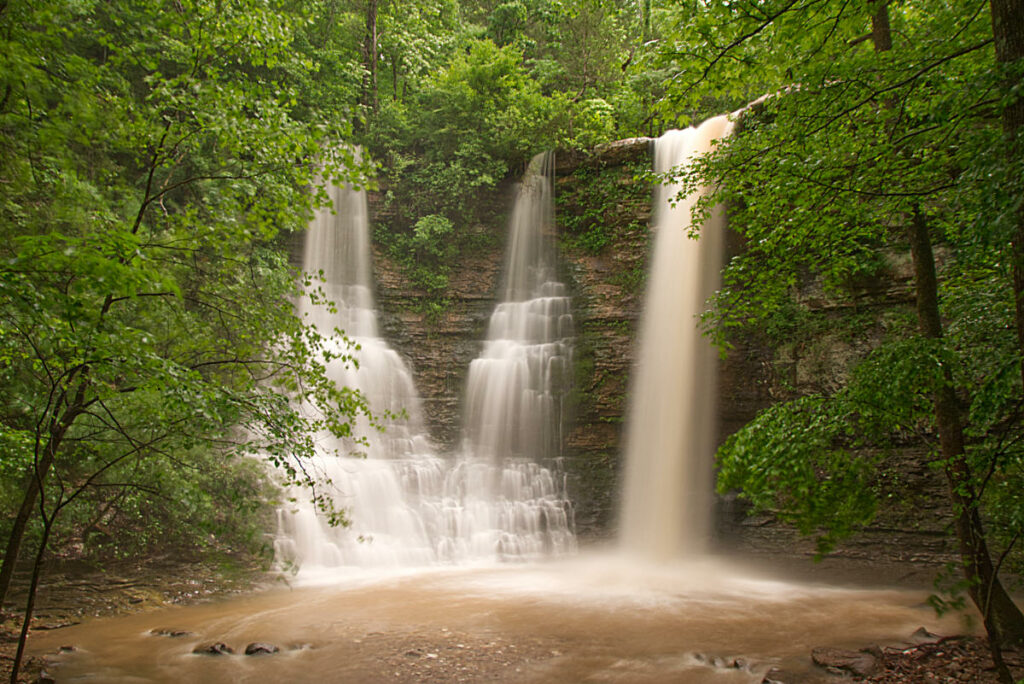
(557, 160, 651, 256)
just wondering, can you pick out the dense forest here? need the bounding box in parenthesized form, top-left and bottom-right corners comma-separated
(2, 0, 1024, 680)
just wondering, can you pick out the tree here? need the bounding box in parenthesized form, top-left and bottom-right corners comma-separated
(989, 0, 1024, 389)
(363, 0, 381, 111)
(650, 0, 1024, 669)
(377, 0, 462, 102)
(0, 0, 372, 678)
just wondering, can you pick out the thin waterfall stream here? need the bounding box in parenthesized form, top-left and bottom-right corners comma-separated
(455, 151, 576, 560)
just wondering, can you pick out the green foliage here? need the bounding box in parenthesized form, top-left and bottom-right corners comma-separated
(386, 214, 458, 296)
(562, 97, 618, 149)
(366, 38, 568, 301)
(0, 0, 370, 571)
(558, 161, 650, 255)
(488, 1, 530, 46)
(608, 264, 647, 295)
(717, 395, 879, 554)
(359, 0, 670, 306)
(654, 0, 1024, 572)
(718, 329, 1000, 552)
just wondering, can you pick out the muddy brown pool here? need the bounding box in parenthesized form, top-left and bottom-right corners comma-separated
(27, 554, 975, 683)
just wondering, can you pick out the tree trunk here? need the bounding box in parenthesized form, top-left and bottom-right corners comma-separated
(9, 519, 52, 683)
(870, 1, 892, 52)
(0, 470, 43, 612)
(0, 424, 67, 610)
(362, 0, 379, 112)
(989, 0, 1024, 390)
(908, 209, 1024, 656)
(0, 379, 87, 610)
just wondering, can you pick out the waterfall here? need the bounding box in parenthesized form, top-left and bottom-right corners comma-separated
(463, 153, 572, 464)
(618, 115, 734, 560)
(455, 151, 577, 559)
(274, 154, 577, 576)
(274, 175, 445, 573)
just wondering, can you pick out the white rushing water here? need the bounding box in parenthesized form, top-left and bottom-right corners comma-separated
(275, 154, 577, 577)
(273, 176, 444, 573)
(457, 151, 577, 558)
(618, 115, 734, 560)
(463, 153, 573, 464)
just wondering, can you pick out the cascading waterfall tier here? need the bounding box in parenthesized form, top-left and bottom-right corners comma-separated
(275, 155, 577, 576)
(457, 151, 577, 559)
(273, 176, 444, 572)
(618, 115, 734, 561)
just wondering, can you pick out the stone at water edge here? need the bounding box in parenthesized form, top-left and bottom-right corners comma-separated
(192, 642, 234, 655)
(244, 642, 280, 656)
(149, 627, 193, 638)
(760, 667, 813, 684)
(908, 626, 944, 645)
(811, 645, 882, 677)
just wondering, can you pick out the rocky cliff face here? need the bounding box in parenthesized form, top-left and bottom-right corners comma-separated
(713, 250, 957, 565)
(553, 139, 654, 538)
(364, 148, 653, 539)
(371, 207, 506, 452)
(363, 142, 955, 566)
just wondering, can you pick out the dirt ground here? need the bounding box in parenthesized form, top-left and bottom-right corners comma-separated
(855, 636, 1024, 684)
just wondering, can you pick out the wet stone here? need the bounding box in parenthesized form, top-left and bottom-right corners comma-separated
(811, 645, 881, 677)
(760, 667, 803, 684)
(193, 642, 234, 655)
(149, 628, 193, 638)
(909, 626, 943, 645)
(244, 642, 280, 656)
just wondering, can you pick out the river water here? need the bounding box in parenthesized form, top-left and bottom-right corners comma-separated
(30, 553, 971, 683)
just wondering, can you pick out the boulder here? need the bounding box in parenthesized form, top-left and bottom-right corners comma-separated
(244, 642, 280, 656)
(908, 626, 943, 645)
(811, 645, 882, 677)
(192, 642, 234, 655)
(592, 138, 654, 167)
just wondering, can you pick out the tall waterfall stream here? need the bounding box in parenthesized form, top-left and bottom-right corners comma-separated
(28, 134, 973, 682)
(619, 116, 733, 560)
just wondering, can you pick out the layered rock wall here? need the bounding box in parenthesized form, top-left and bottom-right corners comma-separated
(553, 139, 654, 537)
(371, 203, 506, 451)
(360, 142, 955, 565)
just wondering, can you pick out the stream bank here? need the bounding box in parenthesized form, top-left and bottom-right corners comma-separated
(1, 556, 267, 682)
